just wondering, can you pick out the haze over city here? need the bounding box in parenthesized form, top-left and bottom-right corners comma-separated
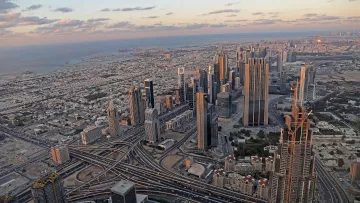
(1, 0, 360, 46)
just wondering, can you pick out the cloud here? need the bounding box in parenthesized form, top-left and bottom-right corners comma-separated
(106, 21, 134, 29)
(252, 12, 264, 16)
(0, 28, 11, 36)
(87, 18, 110, 23)
(303, 13, 318, 17)
(202, 9, 240, 15)
(0, 12, 58, 28)
(56, 19, 83, 27)
(32, 18, 107, 35)
(20, 16, 58, 25)
(349, 0, 358, 1)
(250, 19, 279, 25)
(210, 24, 227, 28)
(146, 16, 159, 19)
(165, 12, 173, 15)
(225, 1, 241, 6)
(297, 14, 340, 22)
(268, 12, 282, 17)
(227, 14, 237, 17)
(344, 16, 360, 22)
(113, 6, 156, 12)
(225, 19, 248, 23)
(54, 7, 73, 13)
(0, 0, 19, 13)
(100, 8, 110, 12)
(23, 4, 42, 11)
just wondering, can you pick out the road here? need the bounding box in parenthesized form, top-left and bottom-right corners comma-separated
(315, 158, 349, 203)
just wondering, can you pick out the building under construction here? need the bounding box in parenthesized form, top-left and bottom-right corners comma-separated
(269, 82, 316, 203)
(31, 173, 67, 203)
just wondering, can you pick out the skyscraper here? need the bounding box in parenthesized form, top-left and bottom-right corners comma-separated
(229, 70, 235, 91)
(217, 91, 231, 118)
(197, 92, 208, 151)
(178, 67, 186, 103)
(107, 100, 121, 136)
(129, 86, 144, 127)
(280, 72, 288, 94)
(298, 66, 317, 104)
(31, 173, 67, 203)
(144, 108, 160, 144)
(144, 79, 154, 108)
(277, 53, 283, 73)
(218, 49, 228, 84)
(196, 69, 208, 93)
(243, 58, 269, 126)
(269, 83, 316, 203)
(208, 65, 215, 104)
(188, 77, 198, 111)
(207, 103, 218, 147)
(165, 95, 173, 110)
(175, 87, 181, 105)
(236, 47, 248, 85)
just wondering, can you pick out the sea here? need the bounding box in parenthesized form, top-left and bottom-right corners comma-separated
(0, 32, 316, 75)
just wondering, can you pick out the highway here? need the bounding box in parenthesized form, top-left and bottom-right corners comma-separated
(69, 145, 267, 203)
(315, 158, 349, 203)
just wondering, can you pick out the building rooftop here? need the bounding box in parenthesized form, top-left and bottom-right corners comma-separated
(110, 180, 135, 195)
(188, 163, 205, 177)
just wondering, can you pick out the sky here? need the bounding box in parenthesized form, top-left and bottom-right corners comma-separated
(0, 0, 359, 46)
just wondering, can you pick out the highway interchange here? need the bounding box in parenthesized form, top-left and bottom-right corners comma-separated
(0, 96, 351, 203)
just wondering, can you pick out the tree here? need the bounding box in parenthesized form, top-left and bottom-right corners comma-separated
(336, 149, 343, 155)
(329, 151, 335, 155)
(257, 130, 266, 139)
(338, 158, 345, 167)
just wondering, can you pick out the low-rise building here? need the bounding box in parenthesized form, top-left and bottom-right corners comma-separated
(213, 169, 226, 188)
(265, 156, 274, 172)
(51, 145, 70, 165)
(257, 178, 270, 200)
(251, 156, 263, 171)
(234, 162, 253, 174)
(240, 175, 255, 195)
(225, 155, 236, 172)
(81, 125, 102, 145)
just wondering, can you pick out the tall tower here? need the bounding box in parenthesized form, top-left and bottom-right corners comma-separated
(178, 67, 186, 103)
(31, 173, 67, 203)
(165, 95, 173, 110)
(144, 79, 154, 108)
(196, 69, 208, 94)
(107, 100, 121, 136)
(197, 92, 208, 151)
(188, 77, 198, 111)
(144, 108, 160, 144)
(236, 47, 247, 85)
(129, 86, 144, 127)
(208, 65, 215, 104)
(277, 53, 283, 73)
(243, 58, 269, 126)
(269, 82, 316, 203)
(219, 49, 228, 84)
(229, 70, 235, 91)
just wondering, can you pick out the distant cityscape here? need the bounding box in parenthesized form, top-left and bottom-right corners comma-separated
(0, 32, 360, 203)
